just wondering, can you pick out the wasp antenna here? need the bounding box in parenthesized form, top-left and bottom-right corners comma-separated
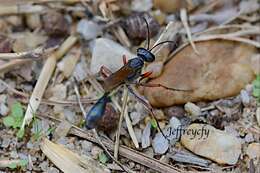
(149, 40, 177, 51)
(142, 17, 150, 50)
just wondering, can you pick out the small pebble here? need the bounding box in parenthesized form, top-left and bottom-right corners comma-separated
(10, 150, 18, 159)
(39, 161, 49, 172)
(43, 11, 69, 36)
(244, 133, 254, 143)
(77, 19, 102, 40)
(0, 103, 9, 116)
(240, 89, 250, 106)
(0, 82, 7, 93)
(184, 102, 201, 116)
(141, 122, 151, 148)
(81, 140, 93, 153)
(1, 138, 11, 148)
(91, 146, 103, 159)
(0, 35, 12, 53)
(130, 111, 142, 125)
(90, 38, 134, 74)
(246, 143, 260, 159)
(152, 133, 169, 154)
(25, 13, 42, 30)
(47, 167, 60, 173)
(131, 0, 153, 12)
(256, 107, 260, 127)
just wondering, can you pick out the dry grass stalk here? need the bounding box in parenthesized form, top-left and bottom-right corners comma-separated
(21, 35, 77, 129)
(0, 46, 56, 60)
(37, 113, 182, 173)
(114, 86, 141, 159)
(40, 138, 109, 173)
(0, 59, 31, 74)
(180, 8, 199, 54)
(0, 4, 46, 15)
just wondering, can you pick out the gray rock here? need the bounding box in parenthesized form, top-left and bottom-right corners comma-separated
(152, 133, 169, 154)
(142, 122, 151, 149)
(47, 167, 60, 173)
(1, 138, 11, 148)
(0, 103, 9, 116)
(240, 89, 250, 106)
(81, 140, 93, 152)
(131, 0, 153, 12)
(130, 112, 142, 125)
(90, 38, 134, 74)
(77, 20, 102, 40)
(39, 161, 49, 172)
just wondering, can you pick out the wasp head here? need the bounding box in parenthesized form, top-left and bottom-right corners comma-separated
(137, 48, 155, 62)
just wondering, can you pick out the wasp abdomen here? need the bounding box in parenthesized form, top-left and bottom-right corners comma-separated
(85, 94, 110, 129)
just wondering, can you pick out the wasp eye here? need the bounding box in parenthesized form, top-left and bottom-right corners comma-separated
(137, 48, 155, 62)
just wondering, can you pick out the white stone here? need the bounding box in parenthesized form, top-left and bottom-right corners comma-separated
(184, 102, 201, 116)
(240, 89, 250, 106)
(77, 20, 102, 40)
(256, 107, 260, 127)
(142, 122, 151, 148)
(152, 132, 169, 154)
(246, 143, 260, 159)
(90, 38, 135, 74)
(181, 124, 241, 165)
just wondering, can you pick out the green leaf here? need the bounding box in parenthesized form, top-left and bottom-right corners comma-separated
(253, 75, 260, 98)
(8, 163, 17, 169)
(17, 128, 25, 139)
(19, 159, 28, 167)
(13, 117, 23, 129)
(11, 102, 24, 118)
(150, 118, 158, 129)
(98, 152, 108, 164)
(3, 116, 15, 127)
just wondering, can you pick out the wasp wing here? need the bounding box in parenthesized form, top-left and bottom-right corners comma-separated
(103, 65, 134, 92)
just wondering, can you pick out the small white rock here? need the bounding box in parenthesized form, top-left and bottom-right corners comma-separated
(49, 84, 67, 100)
(0, 81, 7, 93)
(142, 122, 151, 148)
(90, 38, 135, 74)
(184, 102, 201, 116)
(73, 61, 88, 81)
(256, 107, 260, 127)
(246, 143, 260, 159)
(91, 146, 103, 159)
(240, 89, 250, 106)
(152, 117, 181, 154)
(130, 112, 142, 125)
(77, 19, 102, 40)
(152, 133, 169, 154)
(131, 0, 153, 12)
(0, 103, 9, 116)
(244, 133, 254, 143)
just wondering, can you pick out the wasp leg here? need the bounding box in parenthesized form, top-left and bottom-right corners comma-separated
(122, 54, 128, 65)
(126, 85, 169, 140)
(139, 71, 153, 83)
(100, 65, 112, 78)
(135, 82, 194, 92)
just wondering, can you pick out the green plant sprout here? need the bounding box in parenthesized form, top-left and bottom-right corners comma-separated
(3, 102, 25, 138)
(8, 159, 28, 169)
(253, 74, 260, 104)
(98, 151, 109, 164)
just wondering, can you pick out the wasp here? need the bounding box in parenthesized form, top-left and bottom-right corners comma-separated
(85, 18, 189, 137)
